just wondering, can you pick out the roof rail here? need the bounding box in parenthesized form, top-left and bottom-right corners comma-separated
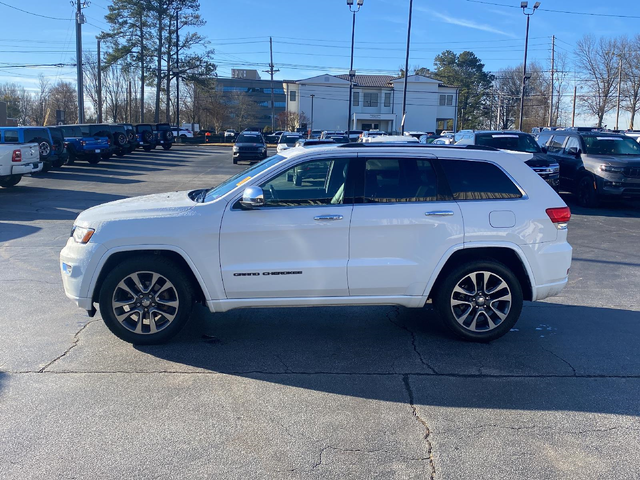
(338, 143, 499, 151)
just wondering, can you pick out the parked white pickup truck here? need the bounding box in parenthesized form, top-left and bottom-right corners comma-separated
(0, 143, 42, 188)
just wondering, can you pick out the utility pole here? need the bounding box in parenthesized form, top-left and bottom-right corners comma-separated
(128, 80, 132, 122)
(615, 54, 622, 130)
(139, 12, 145, 123)
(548, 34, 554, 127)
(263, 37, 279, 132)
(519, 2, 540, 132)
(346, 0, 363, 133)
(175, 13, 180, 133)
(571, 85, 577, 127)
(97, 38, 102, 123)
(74, 0, 87, 124)
(310, 94, 315, 137)
(400, 0, 413, 135)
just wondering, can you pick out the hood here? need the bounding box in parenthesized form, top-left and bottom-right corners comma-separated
(525, 152, 555, 167)
(75, 191, 196, 226)
(582, 154, 640, 166)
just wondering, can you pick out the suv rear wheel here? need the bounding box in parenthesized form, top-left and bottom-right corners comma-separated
(434, 260, 523, 342)
(0, 175, 21, 188)
(98, 255, 194, 344)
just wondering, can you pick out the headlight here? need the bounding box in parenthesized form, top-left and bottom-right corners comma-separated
(232, 146, 239, 152)
(71, 226, 95, 244)
(600, 164, 625, 173)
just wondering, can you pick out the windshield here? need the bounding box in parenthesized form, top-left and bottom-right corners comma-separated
(236, 134, 263, 143)
(582, 135, 640, 155)
(203, 155, 286, 202)
(475, 133, 541, 153)
(280, 135, 301, 146)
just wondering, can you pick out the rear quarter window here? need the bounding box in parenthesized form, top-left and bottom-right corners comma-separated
(24, 129, 49, 142)
(3, 130, 19, 142)
(440, 159, 523, 200)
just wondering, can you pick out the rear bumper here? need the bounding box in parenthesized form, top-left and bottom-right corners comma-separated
(12, 161, 42, 175)
(520, 241, 573, 301)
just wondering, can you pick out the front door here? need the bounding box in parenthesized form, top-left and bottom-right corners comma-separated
(220, 156, 353, 299)
(348, 156, 463, 296)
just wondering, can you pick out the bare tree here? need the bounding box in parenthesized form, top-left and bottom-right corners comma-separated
(30, 75, 50, 126)
(575, 35, 619, 127)
(621, 35, 640, 129)
(104, 65, 128, 122)
(277, 111, 310, 131)
(48, 81, 78, 124)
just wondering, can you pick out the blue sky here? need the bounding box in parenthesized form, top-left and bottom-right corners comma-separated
(1, 0, 639, 124)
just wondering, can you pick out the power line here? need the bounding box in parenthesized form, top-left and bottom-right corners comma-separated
(464, 0, 640, 19)
(0, 1, 71, 21)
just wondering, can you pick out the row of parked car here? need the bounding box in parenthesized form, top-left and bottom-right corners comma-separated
(0, 122, 178, 188)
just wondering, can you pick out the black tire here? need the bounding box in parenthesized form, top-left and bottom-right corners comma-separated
(41, 162, 52, 173)
(0, 175, 21, 188)
(576, 174, 600, 208)
(164, 130, 174, 142)
(88, 156, 100, 165)
(142, 131, 153, 143)
(53, 157, 65, 168)
(143, 145, 152, 152)
(114, 132, 127, 147)
(232, 157, 237, 164)
(101, 153, 113, 160)
(162, 144, 172, 150)
(116, 151, 126, 157)
(66, 150, 76, 165)
(434, 259, 523, 342)
(32, 137, 52, 160)
(98, 255, 194, 345)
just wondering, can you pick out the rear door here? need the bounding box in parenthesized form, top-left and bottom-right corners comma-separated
(348, 155, 463, 296)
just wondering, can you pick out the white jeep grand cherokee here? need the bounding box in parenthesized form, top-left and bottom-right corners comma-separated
(60, 144, 572, 344)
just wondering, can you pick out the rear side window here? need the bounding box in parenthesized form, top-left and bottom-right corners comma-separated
(440, 160, 522, 200)
(3, 130, 19, 142)
(61, 126, 82, 137)
(363, 158, 439, 203)
(24, 129, 48, 142)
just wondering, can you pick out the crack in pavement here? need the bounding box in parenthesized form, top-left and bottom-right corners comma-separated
(37, 320, 99, 373)
(403, 374, 436, 480)
(540, 346, 577, 376)
(310, 445, 429, 472)
(386, 306, 439, 374)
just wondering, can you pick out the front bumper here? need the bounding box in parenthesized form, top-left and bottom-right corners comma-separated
(596, 174, 640, 197)
(12, 161, 43, 175)
(233, 151, 267, 160)
(60, 239, 107, 311)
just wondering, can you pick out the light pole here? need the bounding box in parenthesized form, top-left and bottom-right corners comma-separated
(346, 0, 363, 133)
(400, 0, 414, 135)
(615, 53, 623, 130)
(310, 94, 315, 138)
(518, 1, 540, 132)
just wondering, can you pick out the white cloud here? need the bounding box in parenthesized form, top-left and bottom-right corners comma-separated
(417, 8, 517, 38)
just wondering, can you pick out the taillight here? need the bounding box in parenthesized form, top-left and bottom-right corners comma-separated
(107, 139, 111, 145)
(546, 207, 571, 224)
(11, 149, 21, 162)
(81, 140, 86, 146)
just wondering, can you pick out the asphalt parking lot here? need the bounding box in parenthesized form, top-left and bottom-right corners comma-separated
(1, 145, 640, 479)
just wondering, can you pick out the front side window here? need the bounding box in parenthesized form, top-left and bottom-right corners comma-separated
(564, 136, 581, 153)
(384, 92, 391, 107)
(289, 90, 297, 102)
(353, 92, 359, 106)
(363, 158, 439, 203)
(3, 130, 19, 142)
(260, 158, 350, 207)
(441, 160, 523, 200)
(364, 93, 378, 107)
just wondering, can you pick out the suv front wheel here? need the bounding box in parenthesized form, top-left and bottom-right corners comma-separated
(434, 260, 523, 342)
(98, 256, 194, 344)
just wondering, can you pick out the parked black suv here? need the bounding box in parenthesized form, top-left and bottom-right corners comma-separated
(233, 131, 267, 164)
(455, 131, 560, 189)
(153, 123, 175, 150)
(538, 129, 640, 207)
(119, 123, 139, 152)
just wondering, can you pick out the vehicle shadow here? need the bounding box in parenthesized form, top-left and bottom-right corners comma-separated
(560, 192, 640, 218)
(135, 303, 640, 417)
(0, 222, 41, 242)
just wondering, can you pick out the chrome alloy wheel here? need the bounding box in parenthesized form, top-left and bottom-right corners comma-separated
(450, 271, 512, 332)
(111, 271, 179, 335)
(39, 142, 51, 156)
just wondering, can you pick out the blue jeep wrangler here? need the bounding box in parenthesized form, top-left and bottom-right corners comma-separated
(135, 124, 156, 151)
(0, 126, 56, 171)
(59, 125, 110, 165)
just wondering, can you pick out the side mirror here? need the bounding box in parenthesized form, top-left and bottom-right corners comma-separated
(240, 186, 264, 209)
(566, 147, 580, 156)
(540, 146, 548, 153)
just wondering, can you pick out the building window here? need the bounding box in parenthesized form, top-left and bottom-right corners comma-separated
(223, 86, 248, 92)
(274, 102, 286, 108)
(289, 91, 297, 102)
(264, 88, 284, 94)
(440, 94, 454, 106)
(364, 92, 378, 107)
(384, 92, 391, 107)
(353, 92, 359, 106)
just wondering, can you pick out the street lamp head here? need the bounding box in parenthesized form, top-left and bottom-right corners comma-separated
(521, 1, 528, 8)
(347, 0, 353, 5)
(533, 2, 541, 9)
(357, 0, 364, 5)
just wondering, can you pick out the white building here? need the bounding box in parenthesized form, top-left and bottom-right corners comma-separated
(284, 74, 458, 133)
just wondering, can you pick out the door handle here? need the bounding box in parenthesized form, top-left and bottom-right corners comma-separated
(425, 210, 454, 216)
(314, 214, 344, 221)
